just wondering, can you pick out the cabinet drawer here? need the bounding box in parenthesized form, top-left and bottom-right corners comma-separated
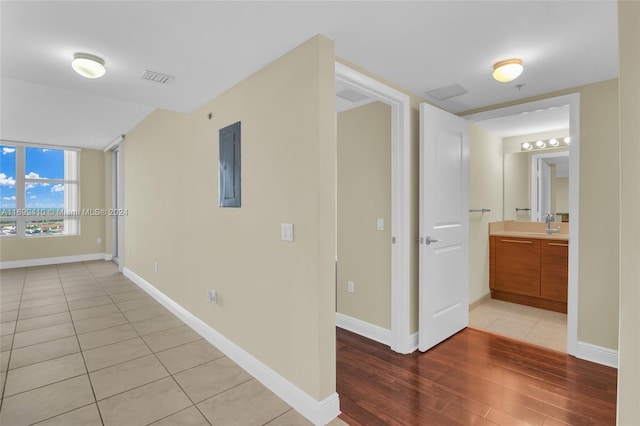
(493, 237, 541, 297)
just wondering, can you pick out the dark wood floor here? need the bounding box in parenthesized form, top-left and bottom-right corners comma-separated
(336, 327, 617, 425)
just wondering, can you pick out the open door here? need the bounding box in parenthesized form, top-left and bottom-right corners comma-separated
(533, 157, 552, 222)
(418, 103, 469, 352)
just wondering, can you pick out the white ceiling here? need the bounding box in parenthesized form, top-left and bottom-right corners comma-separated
(0, 1, 618, 150)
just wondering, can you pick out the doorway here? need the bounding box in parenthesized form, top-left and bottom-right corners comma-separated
(465, 94, 580, 355)
(334, 62, 413, 354)
(108, 138, 125, 273)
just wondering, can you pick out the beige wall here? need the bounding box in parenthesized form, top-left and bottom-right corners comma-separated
(123, 36, 336, 400)
(468, 124, 503, 303)
(617, 1, 640, 423)
(337, 101, 392, 329)
(0, 149, 106, 262)
(503, 151, 531, 221)
(464, 79, 620, 351)
(555, 176, 569, 213)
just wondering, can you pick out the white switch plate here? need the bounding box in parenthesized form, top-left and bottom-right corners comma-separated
(347, 280, 354, 293)
(281, 223, 294, 242)
(207, 290, 217, 304)
(376, 218, 384, 231)
(97, 237, 102, 244)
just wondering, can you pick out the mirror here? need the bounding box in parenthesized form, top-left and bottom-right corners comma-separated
(504, 149, 569, 222)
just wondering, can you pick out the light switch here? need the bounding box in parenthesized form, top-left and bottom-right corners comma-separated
(377, 218, 384, 231)
(281, 223, 294, 242)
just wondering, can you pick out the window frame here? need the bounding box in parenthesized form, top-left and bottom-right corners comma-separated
(1, 143, 81, 238)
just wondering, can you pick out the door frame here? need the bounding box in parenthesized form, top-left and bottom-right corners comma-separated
(464, 93, 580, 356)
(105, 136, 125, 273)
(335, 62, 414, 354)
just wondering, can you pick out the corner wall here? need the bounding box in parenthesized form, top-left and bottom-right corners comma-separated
(617, 0, 640, 423)
(123, 35, 336, 402)
(468, 124, 503, 303)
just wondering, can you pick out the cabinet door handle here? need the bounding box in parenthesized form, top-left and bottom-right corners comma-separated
(500, 239, 532, 244)
(548, 242, 569, 247)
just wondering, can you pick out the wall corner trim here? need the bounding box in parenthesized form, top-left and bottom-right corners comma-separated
(124, 267, 340, 426)
(575, 341, 619, 368)
(0, 252, 113, 269)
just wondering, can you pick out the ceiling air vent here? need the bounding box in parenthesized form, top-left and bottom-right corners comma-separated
(140, 70, 174, 84)
(426, 84, 467, 101)
(336, 88, 369, 102)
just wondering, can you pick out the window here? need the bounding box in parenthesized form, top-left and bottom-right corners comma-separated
(1, 144, 79, 237)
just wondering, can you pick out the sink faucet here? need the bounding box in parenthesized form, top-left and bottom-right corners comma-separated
(545, 213, 560, 234)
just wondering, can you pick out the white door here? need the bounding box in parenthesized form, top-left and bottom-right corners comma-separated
(418, 103, 469, 352)
(538, 159, 551, 221)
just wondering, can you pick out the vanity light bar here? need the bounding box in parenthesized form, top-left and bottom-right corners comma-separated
(520, 137, 570, 151)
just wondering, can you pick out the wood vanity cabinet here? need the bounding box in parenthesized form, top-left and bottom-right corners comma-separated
(540, 240, 569, 303)
(490, 235, 568, 313)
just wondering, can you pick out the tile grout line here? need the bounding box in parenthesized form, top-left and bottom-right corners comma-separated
(92, 265, 245, 425)
(0, 267, 27, 413)
(93, 266, 193, 424)
(59, 262, 106, 426)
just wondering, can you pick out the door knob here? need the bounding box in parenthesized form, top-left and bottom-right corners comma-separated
(425, 236, 440, 245)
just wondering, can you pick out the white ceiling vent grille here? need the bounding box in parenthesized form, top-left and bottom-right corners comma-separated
(426, 84, 467, 100)
(336, 88, 369, 103)
(140, 70, 175, 84)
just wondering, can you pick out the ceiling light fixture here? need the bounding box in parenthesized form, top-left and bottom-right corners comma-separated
(71, 53, 106, 79)
(521, 137, 570, 152)
(492, 58, 523, 83)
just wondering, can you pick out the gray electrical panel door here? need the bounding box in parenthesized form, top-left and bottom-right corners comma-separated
(219, 121, 241, 207)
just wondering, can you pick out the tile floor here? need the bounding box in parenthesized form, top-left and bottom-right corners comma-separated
(469, 297, 567, 352)
(0, 261, 347, 426)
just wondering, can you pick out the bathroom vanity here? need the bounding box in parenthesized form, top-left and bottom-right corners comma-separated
(489, 221, 569, 313)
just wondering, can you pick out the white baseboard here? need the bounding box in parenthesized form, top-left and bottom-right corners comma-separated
(335, 312, 391, 346)
(0, 253, 113, 269)
(576, 341, 618, 368)
(124, 267, 340, 426)
(408, 332, 419, 352)
(335, 313, 419, 354)
(469, 293, 491, 311)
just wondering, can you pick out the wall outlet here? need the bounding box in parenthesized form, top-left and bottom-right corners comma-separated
(97, 237, 102, 244)
(154, 261, 158, 272)
(376, 218, 384, 231)
(347, 280, 354, 294)
(207, 290, 217, 304)
(281, 223, 294, 242)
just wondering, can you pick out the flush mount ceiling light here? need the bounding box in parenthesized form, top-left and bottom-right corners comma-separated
(492, 58, 523, 83)
(71, 53, 106, 79)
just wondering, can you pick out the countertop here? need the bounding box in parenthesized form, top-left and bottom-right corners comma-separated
(490, 231, 569, 241)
